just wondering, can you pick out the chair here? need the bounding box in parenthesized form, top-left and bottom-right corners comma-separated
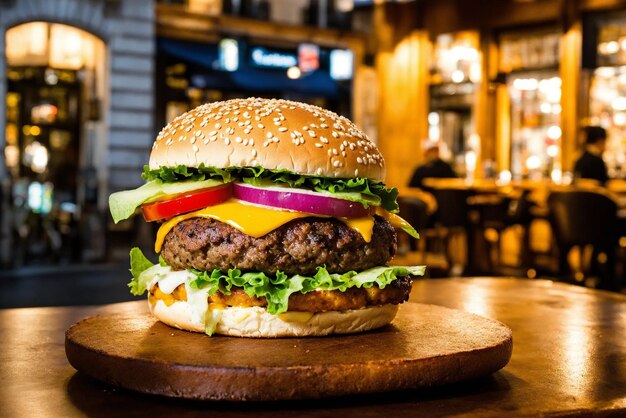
(467, 194, 511, 274)
(431, 188, 475, 275)
(397, 196, 430, 258)
(547, 191, 620, 290)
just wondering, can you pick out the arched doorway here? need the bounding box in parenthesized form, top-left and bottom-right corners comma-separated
(4, 22, 106, 266)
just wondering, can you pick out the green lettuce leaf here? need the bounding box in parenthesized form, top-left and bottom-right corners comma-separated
(141, 164, 399, 212)
(129, 247, 155, 296)
(108, 178, 224, 223)
(400, 224, 420, 239)
(189, 264, 425, 315)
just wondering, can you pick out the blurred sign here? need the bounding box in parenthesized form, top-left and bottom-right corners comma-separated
(330, 49, 354, 80)
(298, 43, 320, 72)
(250, 47, 297, 69)
(219, 39, 239, 72)
(27, 182, 53, 214)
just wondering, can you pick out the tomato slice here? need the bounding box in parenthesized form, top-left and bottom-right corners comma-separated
(141, 184, 232, 222)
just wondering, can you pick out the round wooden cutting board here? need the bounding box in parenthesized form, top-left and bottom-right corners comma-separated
(65, 303, 512, 401)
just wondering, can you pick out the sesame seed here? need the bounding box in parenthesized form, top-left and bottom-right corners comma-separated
(224, 138, 230, 145)
(166, 138, 173, 145)
(192, 145, 199, 153)
(357, 157, 363, 164)
(308, 131, 316, 137)
(224, 118, 230, 124)
(232, 117, 239, 122)
(243, 139, 248, 146)
(315, 143, 323, 148)
(203, 139, 209, 144)
(215, 123, 221, 129)
(354, 169, 359, 176)
(249, 139, 254, 146)
(333, 161, 342, 168)
(303, 126, 309, 131)
(332, 149, 338, 155)
(342, 151, 347, 157)
(258, 123, 265, 129)
(190, 137, 196, 144)
(332, 132, 339, 138)
(252, 149, 257, 157)
(210, 135, 217, 141)
(320, 123, 328, 128)
(266, 132, 273, 138)
(235, 137, 242, 143)
(278, 127, 288, 132)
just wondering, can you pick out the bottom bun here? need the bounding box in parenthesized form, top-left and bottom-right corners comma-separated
(149, 299, 399, 338)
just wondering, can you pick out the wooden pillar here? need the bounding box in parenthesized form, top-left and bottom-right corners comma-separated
(560, 21, 583, 172)
(476, 31, 499, 175)
(374, 3, 429, 189)
(495, 84, 512, 173)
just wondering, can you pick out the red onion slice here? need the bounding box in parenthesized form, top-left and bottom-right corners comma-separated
(232, 183, 370, 218)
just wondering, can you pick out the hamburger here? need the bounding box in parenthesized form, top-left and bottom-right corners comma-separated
(109, 98, 424, 337)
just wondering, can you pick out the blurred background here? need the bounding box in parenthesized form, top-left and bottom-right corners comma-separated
(1, 0, 626, 307)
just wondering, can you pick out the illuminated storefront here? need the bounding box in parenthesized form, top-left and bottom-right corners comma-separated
(0, 0, 156, 268)
(586, 13, 626, 178)
(497, 29, 562, 180)
(156, 37, 355, 128)
(427, 31, 481, 176)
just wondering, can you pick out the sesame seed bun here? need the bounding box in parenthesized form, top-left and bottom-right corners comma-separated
(149, 98, 385, 182)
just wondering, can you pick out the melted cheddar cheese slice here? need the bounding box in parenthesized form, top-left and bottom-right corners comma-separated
(154, 199, 411, 253)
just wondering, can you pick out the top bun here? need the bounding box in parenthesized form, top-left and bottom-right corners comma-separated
(149, 98, 385, 181)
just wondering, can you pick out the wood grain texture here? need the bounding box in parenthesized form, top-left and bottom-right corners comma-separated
(65, 303, 512, 401)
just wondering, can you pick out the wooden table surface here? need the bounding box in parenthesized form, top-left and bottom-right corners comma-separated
(2, 277, 626, 417)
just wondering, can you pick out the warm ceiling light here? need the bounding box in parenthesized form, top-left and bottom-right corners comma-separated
(287, 66, 301, 80)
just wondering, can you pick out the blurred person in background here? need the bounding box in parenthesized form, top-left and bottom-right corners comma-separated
(573, 126, 609, 186)
(408, 144, 457, 191)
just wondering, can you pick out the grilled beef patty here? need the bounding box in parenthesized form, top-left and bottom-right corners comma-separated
(161, 216, 397, 275)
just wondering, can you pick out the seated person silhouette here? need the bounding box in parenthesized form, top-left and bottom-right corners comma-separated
(408, 145, 457, 192)
(573, 126, 609, 186)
